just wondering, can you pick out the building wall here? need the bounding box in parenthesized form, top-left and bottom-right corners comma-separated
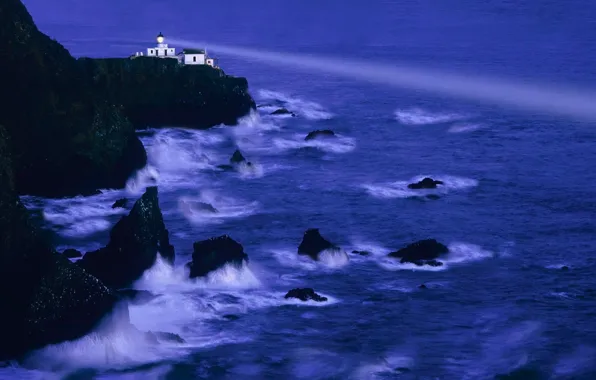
(184, 54, 205, 65)
(206, 58, 215, 67)
(147, 47, 176, 57)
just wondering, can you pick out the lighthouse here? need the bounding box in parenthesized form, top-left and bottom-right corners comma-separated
(146, 32, 176, 58)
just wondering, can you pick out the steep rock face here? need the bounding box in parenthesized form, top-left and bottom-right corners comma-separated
(78, 57, 256, 129)
(187, 235, 249, 278)
(0, 0, 147, 197)
(0, 127, 119, 360)
(78, 186, 175, 288)
(297, 228, 339, 260)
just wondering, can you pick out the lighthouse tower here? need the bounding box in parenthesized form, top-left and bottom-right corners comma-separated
(146, 32, 176, 58)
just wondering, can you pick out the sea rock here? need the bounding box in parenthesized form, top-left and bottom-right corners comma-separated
(112, 198, 128, 209)
(179, 199, 219, 214)
(352, 250, 371, 256)
(270, 108, 296, 117)
(230, 149, 246, 164)
(407, 177, 444, 189)
(0, 126, 121, 360)
(78, 56, 256, 129)
(305, 130, 336, 141)
(62, 248, 82, 259)
(78, 186, 175, 288)
(388, 239, 449, 266)
(419, 284, 428, 289)
(116, 289, 160, 305)
(187, 235, 249, 278)
(145, 331, 186, 344)
(0, 0, 147, 197)
(285, 288, 328, 302)
(298, 228, 339, 260)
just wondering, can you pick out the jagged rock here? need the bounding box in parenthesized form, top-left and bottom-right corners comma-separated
(388, 239, 449, 266)
(285, 288, 328, 302)
(270, 108, 296, 117)
(407, 177, 444, 190)
(230, 149, 246, 164)
(0, 126, 121, 360)
(298, 228, 339, 260)
(112, 198, 128, 209)
(116, 289, 160, 305)
(145, 331, 185, 344)
(187, 235, 248, 278)
(62, 249, 82, 259)
(352, 250, 371, 256)
(0, 0, 147, 197)
(78, 57, 255, 129)
(304, 130, 336, 141)
(78, 186, 175, 288)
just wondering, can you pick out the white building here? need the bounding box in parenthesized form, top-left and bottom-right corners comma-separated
(132, 33, 218, 68)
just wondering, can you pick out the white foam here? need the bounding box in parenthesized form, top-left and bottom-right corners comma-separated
(318, 249, 350, 268)
(273, 133, 356, 154)
(363, 174, 478, 199)
(395, 107, 464, 125)
(351, 353, 415, 380)
(237, 161, 265, 179)
(271, 248, 350, 271)
(448, 122, 485, 133)
(258, 89, 333, 120)
(178, 190, 259, 225)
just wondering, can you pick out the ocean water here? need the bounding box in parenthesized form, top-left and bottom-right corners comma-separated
(6, 0, 596, 379)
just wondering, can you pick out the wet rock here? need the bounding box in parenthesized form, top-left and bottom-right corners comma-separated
(78, 186, 175, 288)
(112, 198, 128, 209)
(62, 248, 82, 259)
(116, 289, 160, 305)
(285, 288, 328, 302)
(180, 199, 218, 214)
(305, 129, 336, 141)
(352, 250, 371, 256)
(270, 108, 296, 117)
(388, 239, 449, 266)
(298, 228, 339, 260)
(187, 235, 249, 278)
(418, 284, 428, 289)
(145, 331, 185, 344)
(230, 149, 246, 164)
(560, 265, 569, 271)
(407, 177, 444, 189)
(1, 126, 122, 360)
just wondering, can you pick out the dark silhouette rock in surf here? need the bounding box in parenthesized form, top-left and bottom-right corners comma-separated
(112, 198, 128, 209)
(298, 228, 339, 260)
(388, 239, 449, 267)
(116, 289, 160, 305)
(407, 177, 444, 189)
(62, 248, 82, 259)
(180, 199, 218, 214)
(285, 288, 328, 302)
(352, 250, 371, 256)
(187, 235, 249, 278)
(78, 186, 175, 288)
(419, 284, 428, 289)
(145, 331, 185, 344)
(230, 149, 246, 164)
(305, 129, 336, 141)
(560, 265, 570, 271)
(270, 108, 296, 117)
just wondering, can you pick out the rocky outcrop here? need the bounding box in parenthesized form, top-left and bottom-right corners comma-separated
(116, 289, 160, 305)
(298, 229, 339, 260)
(305, 130, 336, 141)
(0, 0, 147, 197)
(407, 177, 444, 189)
(187, 235, 248, 278)
(112, 198, 128, 209)
(271, 108, 296, 117)
(78, 57, 256, 129)
(62, 248, 82, 259)
(285, 288, 328, 302)
(388, 239, 449, 267)
(78, 187, 175, 288)
(0, 126, 120, 360)
(230, 149, 247, 164)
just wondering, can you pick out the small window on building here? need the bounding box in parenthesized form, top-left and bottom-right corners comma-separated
(150, 50, 153, 54)
(165, 50, 168, 56)
(193, 56, 196, 62)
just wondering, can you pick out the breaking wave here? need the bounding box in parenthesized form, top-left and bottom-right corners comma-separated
(272, 133, 356, 154)
(257, 89, 333, 120)
(178, 190, 259, 225)
(395, 107, 465, 125)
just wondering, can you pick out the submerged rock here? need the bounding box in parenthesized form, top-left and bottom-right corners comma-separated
(112, 198, 128, 209)
(78, 186, 175, 288)
(270, 108, 296, 117)
(305, 129, 336, 141)
(0, 126, 120, 360)
(145, 331, 186, 344)
(407, 177, 444, 189)
(419, 284, 428, 289)
(388, 239, 449, 266)
(62, 248, 83, 259)
(298, 229, 340, 260)
(0, 0, 147, 197)
(187, 235, 249, 278)
(116, 289, 160, 305)
(352, 250, 371, 256)
(179, 199, 218, 214)
(285, 288, 328, 302)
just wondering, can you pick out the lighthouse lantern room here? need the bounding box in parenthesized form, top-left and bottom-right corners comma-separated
(146, 32, 176, 58)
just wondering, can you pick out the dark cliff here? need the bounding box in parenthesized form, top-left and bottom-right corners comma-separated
(78, 57, 256, 129)
(0, 0, 147, 197)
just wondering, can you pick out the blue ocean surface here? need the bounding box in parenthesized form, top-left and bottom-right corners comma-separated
(4, 0, 596, 379)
